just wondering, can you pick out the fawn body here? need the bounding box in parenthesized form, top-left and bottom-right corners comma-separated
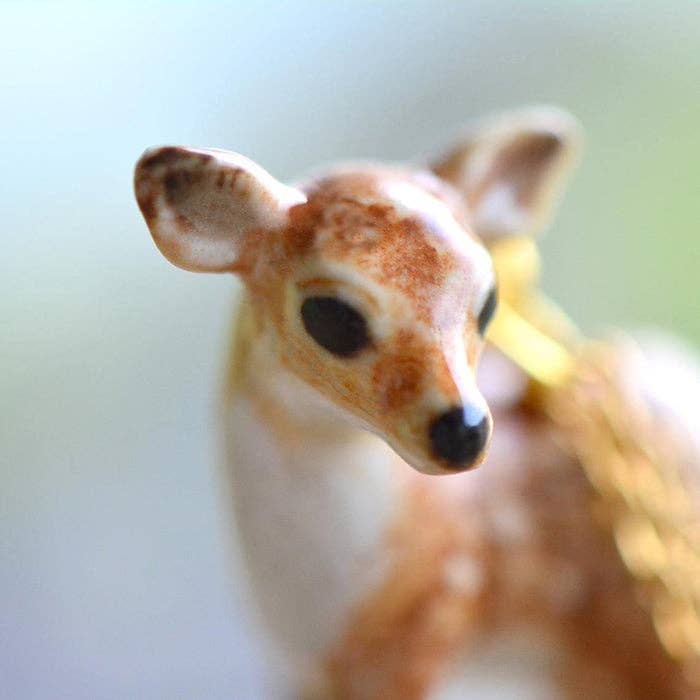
(135, 109, 699, 698)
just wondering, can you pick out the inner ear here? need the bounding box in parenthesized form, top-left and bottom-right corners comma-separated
(134, 146, 305, 272)
(469, 131, 562, 212)
(431, 107, 581, 242)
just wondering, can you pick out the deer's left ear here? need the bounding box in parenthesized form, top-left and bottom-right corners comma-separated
(134, 146, 305, 272)
(431, 107, 581, 242)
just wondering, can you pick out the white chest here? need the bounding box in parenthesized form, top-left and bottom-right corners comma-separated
(223, 390, 398, 662)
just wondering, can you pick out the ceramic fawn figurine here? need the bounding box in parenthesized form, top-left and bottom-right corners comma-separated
(134, 108, 700, 699)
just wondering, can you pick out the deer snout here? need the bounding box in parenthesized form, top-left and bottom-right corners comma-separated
(428, 404, 492, 470)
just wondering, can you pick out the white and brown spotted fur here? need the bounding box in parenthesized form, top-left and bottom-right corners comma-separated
(134, 108, 700, 699)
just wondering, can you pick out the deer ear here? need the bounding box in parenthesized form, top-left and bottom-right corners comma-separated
(431, 107, 581, 242)
(134, 146, 305, 272)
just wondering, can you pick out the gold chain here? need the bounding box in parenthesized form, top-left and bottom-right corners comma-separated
(488, 237, 700, 686)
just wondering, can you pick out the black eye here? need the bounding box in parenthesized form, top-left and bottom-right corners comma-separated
(477, 287, 498, 335)
(301, 296, 370, 357)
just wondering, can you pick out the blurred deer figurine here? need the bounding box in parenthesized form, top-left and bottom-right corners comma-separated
(135, 108, 700, 699)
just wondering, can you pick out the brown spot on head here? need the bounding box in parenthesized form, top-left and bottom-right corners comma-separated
(371, 214, 446, 313)
(284, 165, 488, 325)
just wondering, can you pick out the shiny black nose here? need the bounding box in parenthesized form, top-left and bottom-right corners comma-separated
(429, 405, 490, 468)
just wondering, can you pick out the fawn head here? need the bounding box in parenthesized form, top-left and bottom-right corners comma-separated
(134, 108, 578, 474)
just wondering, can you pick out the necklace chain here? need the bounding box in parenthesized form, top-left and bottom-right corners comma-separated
(489, 238, 700, 685)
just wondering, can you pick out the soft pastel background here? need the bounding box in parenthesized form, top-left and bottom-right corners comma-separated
(2, 2, 699, 698)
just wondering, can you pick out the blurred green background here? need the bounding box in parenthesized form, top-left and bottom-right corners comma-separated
(2, 2, 699, 698)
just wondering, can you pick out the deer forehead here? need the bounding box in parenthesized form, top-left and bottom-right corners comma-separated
(287, 168, 494, 326)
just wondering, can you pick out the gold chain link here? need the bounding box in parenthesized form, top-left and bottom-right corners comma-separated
(488, 237, 700, 686)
